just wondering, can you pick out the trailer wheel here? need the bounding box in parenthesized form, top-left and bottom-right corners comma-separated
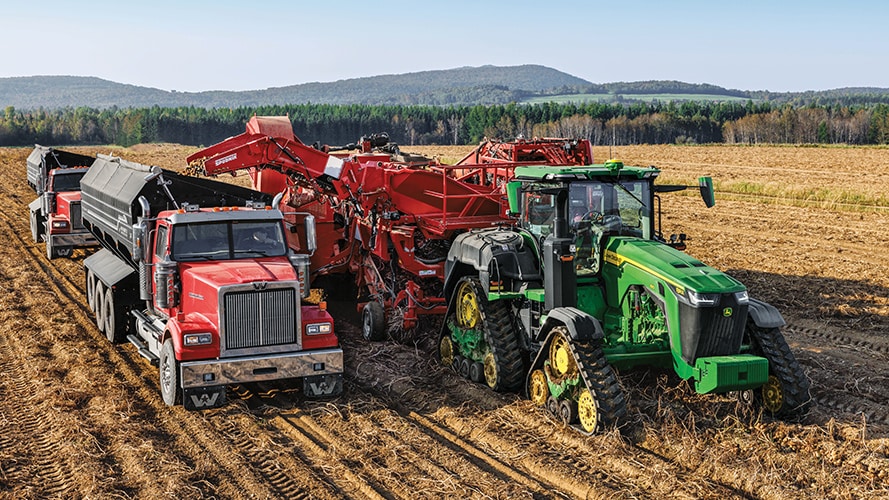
(85, 270, 96, 312)
(103, 287, 125, 344)
(94, 281, 106, 333)
(160, 338, 182, 406)
(362, 301, 386, 341)
(30, 210, 43, 243)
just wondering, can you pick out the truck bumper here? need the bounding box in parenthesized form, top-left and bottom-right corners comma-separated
(179, 347, 343, 389)
(50, 232, 97, 248)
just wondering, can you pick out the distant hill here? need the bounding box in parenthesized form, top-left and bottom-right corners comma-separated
(0, 65, 592, 109)
(3, 67, 889, 109)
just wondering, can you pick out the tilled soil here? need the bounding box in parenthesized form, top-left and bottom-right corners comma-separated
(0, 143, 887, 499)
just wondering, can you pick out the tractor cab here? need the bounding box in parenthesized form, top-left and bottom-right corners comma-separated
(512, 161, 659, 277)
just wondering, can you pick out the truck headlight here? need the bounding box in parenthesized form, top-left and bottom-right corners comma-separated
(306, 323, 332, 335)
(184, 333, 213, 345)
(687, 291, 719, 307)
(51, 220, 69, 229)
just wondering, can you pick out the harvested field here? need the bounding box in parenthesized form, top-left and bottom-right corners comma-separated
(0, 143, 887, 499)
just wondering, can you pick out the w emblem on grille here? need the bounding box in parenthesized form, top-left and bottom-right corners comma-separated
(253, 281, 268, 290)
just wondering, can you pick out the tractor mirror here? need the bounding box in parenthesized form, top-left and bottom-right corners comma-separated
(699, 177, 715, 208)
(506, 181, 522, 214)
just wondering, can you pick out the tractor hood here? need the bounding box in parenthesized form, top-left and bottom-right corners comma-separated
(603, 237, 745, 295)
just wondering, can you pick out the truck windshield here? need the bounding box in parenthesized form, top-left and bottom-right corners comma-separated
(172, 220, 287, 261)
(50, 171, 86, 192)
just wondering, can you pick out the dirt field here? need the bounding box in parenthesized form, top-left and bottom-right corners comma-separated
(0, 142, 887, 499)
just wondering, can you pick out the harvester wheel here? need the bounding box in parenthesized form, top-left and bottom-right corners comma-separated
(528, 369, 549, 406)
(361, 301, 386, 341)
(94, 281, 106, 334)
(439, 336, 455, 367)
(746, 323, 812, 418)
(160, 338, 182, 406)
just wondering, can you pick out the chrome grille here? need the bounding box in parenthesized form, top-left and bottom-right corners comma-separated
(70, 201, 84, 230)
(224, 288, 297, 350)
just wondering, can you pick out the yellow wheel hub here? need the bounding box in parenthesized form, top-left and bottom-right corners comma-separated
(548, 332, 578, 379)
(456, 281, 481, 329)
(577, 389, 598, 433)
(439, 336, 455, 367)
(529, 370, 548, 406)
(483, 351, 498, 389)
(762, 375, 784, 413)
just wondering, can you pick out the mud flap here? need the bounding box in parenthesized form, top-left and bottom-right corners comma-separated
(183, 386, 227, 410)
(303, 374, 343, 398)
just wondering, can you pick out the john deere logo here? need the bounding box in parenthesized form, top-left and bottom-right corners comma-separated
(723, 307, 733, 317)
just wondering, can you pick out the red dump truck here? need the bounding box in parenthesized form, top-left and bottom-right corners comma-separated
(26, 145, 98, 259)
(80, 154, 343, 409)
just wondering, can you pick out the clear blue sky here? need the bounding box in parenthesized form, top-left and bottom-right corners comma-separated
(4, 0, 887, 93)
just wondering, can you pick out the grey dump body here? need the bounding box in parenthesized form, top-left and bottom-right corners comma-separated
(27, 145, 94, 194)
(80, 154, 272, 268)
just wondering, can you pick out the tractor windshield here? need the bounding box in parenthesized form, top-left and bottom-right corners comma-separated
(569, 180, 652, 276)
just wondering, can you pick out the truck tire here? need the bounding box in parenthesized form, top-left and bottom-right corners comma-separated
(362, 301, 386, 341)
(94, 281, 106, 334)
(160, 338, 182, 406)
(30, 210, 43, 243)
(85, 270, 96, 312)
(103, 287, 125, 344)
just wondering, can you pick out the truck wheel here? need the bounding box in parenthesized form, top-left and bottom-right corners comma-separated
(362, 301, 386, 341)
(30, 210, 43, 243)
(85, 270, 96, 312)
(746, 323, 812, 418)
(160, 338, 182, 406)
(103, 287, 125, 343)
(94, 281, 106, 333)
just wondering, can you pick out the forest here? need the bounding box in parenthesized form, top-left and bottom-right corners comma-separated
(2, 100, 888, 149)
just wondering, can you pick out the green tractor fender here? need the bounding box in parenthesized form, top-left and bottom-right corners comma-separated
(747, 297, 786, 329)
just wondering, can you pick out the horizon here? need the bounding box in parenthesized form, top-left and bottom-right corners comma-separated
(3, 0, 888, 93)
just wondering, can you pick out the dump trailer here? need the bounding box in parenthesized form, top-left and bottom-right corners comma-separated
(26, 145, 98, 258)
(80, 154, 343, 409)
(441, 161, 812, 433)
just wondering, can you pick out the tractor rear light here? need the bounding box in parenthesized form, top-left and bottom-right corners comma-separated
(306, 322, 332, 335)
(184, 333, 213, 345)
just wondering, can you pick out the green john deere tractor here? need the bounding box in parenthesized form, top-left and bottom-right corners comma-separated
(439, 160, 811, 433)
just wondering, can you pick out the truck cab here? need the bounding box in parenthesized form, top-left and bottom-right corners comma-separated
(29, 166, 98, 259)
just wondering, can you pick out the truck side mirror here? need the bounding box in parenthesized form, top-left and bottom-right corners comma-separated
(132, 223, 144, 262)
(304, 215, 317, 254)
(698, 177, 715, 208)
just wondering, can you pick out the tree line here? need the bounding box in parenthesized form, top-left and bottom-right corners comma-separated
(2, 101, 888, 149)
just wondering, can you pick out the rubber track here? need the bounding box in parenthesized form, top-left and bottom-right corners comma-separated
(463, 277, 525, 391)
(570, 336, 628, 431)
(748, 324, 813, 417)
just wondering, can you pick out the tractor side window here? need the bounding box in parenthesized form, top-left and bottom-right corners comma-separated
(522, 191, 554, 239)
